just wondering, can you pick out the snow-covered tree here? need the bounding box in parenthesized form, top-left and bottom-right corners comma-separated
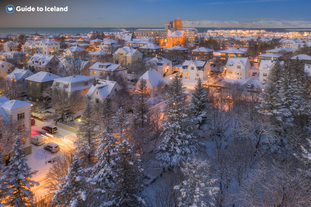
(100, 96, 113, 132)
(0, 136, 38, 207)
(156, 75, 199, 169)
(91, 131, 118, 193)
(113, 106, 128, 141)
(127, 79, 151, 153)
(107, 140, 145, 207)
(189, 78, 209, 127)
(174, 157, 218, 207)
(52, 154, 91, 207)
(76, 99, 99, 167)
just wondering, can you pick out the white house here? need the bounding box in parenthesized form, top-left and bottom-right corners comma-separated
(98, 39, 120, 54)
(51, 75, 95, 97)
(89, 62, 127, 79)
(259, 60, 284, 82)
(0, 96, 32, 156)
(146, 55, 173, 76)
(136, 69, 165, 98)
(86, 79, 120, 110)
(63, 46, 87, 59)
(224, 57, 251, 80)
(181, 58, 211, 81)
(27, 54, 60, 73)
(35, 39, 60, 55)
(0, 61, 14, 79)
(113, 46, 143, 66)
(6, 67, 34, 82)
(3, 41, 19, 52)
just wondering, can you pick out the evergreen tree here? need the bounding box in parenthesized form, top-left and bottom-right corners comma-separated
(127, 79, 150, 153)
(52, 154, 90, 207)
(156, 75, 198, 169)
(91, 130, 118, 192)
(113, 106, 128, 141)
(100, 96, 113, 132)
(106, 140, 145, 207)
(0, 136, 38, 207)
(174, 157, 219, 207)
(76, 100, 99, 167)
(190, 78, 209, 127)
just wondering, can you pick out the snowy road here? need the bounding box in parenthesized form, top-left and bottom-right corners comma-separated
(27, 118, 77, 199)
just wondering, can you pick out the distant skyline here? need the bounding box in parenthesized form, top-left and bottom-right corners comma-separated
(1, 0, 310, 28)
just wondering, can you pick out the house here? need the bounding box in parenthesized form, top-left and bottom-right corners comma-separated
(0, 61, 14, 79)
(3, 51, 29, 66)
(22, 41, 37, 55)
(146, 55, 173, 77)
(90, 38, 102, 49)
(113, 46, 143, 66)
(291, 54, 311, 64)
(224, 57, 251, 80)
(63, 46, 87, 59)
(259, 53, 282, 62)
(26, 72, 60, 102)
(35, 39, 60, 55)
(6, 67, 34, 82)
(138, 43, 163, 57)
(98, 39, 120, 54)
(88, 50, 111, 63)
(27, 54, 60, 73)
(220, 48, 246, 61)
(89, 62, 127, 79)
(136, 69, 165, 98)
(181, 58, 211, 81)
(86, 79, 120, 110)
(191, 47, 214, 60)
(51, 75, 95, 97)
(259, 60, 284, 82)
(58, 58, 90, 76)
(266, 47, 296, 54)
(0, 96, 32, 157)
(3, 41, 20, 52)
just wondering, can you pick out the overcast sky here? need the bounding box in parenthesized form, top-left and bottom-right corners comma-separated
(0, 0, 310, 28)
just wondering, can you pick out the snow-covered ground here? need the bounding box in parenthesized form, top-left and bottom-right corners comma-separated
(28, 118, 77, 198)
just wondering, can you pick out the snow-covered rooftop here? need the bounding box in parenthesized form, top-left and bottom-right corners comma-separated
(1, 99, 31, 110)
(54, 75, 94, 83)
(192, 47, 214, 53)
(148, 56, 171, 65)
(90, 62, 124, 72)
(259, 53, 282, 58)
(140, 69, 164, 88)
(6, 68, 34, 81)
(291, 54, 311, 61)
(68, 46, 86, 52)
(89, 50, 110, 55)
(26, 71, 60, 83)
(139, 43, 163, 50)
(86, 80, 117, 99)
(166, 46, 188, 51)
(220, 48, 246, 54)
(226, 57, 249, 67)
(27, 54, 55, 65)
(183, 59, 207, 67)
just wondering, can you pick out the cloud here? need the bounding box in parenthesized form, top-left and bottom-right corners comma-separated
(206, 0, 292, 5)
(183, 20, 311, 28)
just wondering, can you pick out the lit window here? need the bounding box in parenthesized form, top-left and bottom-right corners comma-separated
(186, 72, 189, 76)
(155, 87, 157, 91)
(92, 71, 96, 75)
(17, 113, 25, 120)
(263, 73, 267, 76)
(196, 73, 199, 76)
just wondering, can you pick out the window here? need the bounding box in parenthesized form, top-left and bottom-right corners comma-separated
(100, 72, 103, 76)
(263, 79, 267, 81)
(96, 98, 99, 103)
(37, 83, 40, 88)
(228, 70, 232, 74)
(17, 113, 25, 120)
(185, 77, 190, 80)
(64, 84, 69, 89)
(155, 87, 158, 91)
(186, 72, 189, 76)
(237, 65, 241, 69)
(92, 71, 96, 75)
(21, 137, 25, 144)
(196, 73, 199, 76)
(263, 73, 267, 77)
(191, 67, 194, 70)
(29, 82, 32, 86)
(125, 71, 127, 74)
(161, 84, 164, 89)
(127, 58, 130, 61)
(18, 125, 25, 132)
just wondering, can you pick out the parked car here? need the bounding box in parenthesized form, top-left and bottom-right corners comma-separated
(44, 143, 60, 153)
(247, 84, 254, 89)
(31, 135, 46, 146)
(42, 125, 58, 134)
(31, 118, 35, 126)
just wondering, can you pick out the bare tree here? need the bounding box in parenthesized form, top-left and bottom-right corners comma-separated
(239, 158, 311, 207)
(0, 78, 26, 100)
(68, 90, 83, 121)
